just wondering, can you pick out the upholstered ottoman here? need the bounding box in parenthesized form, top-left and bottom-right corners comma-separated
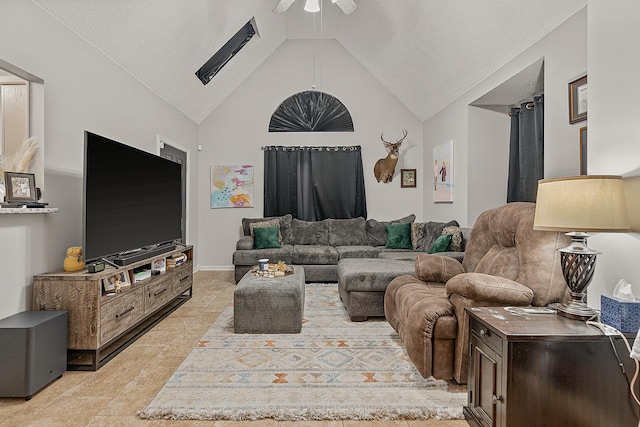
(337, 258, 415, 321)
(234, 266, 305, 334)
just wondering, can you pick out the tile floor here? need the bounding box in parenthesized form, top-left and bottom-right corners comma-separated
(0, 271, 470, 427)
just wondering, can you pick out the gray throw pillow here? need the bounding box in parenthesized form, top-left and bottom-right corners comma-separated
(328, 218, 367, 246)
(290, 218, 330, 245)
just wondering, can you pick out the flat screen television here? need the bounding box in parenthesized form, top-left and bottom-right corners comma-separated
(83, 131, 182, 263)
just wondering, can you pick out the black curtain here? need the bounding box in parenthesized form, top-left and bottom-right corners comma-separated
(263, 147, 299, 217)
(264, 146, 367, 220)
(507, 95, 544, 202)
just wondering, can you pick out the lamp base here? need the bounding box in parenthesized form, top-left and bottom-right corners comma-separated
(557, 233, 600, 321)
(556, 291, 598, 320)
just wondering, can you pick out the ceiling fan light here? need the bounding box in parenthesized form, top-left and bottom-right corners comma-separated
(304, 0, 320, 13)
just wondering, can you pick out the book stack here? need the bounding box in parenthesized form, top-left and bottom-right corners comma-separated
(166, 253, 187, 269)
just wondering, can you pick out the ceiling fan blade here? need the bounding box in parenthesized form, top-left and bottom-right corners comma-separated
(335, 0, 357, 15)
(273, 0, 295, 14)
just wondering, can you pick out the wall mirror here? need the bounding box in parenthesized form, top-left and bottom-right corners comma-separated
(0, 59, 45, 196)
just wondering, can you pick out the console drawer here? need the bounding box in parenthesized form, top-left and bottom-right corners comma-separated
(471, 317, 503, 355)
(145, 275, 174, 313)
(100, 287, 145, 344)
(172, 262, 193, 294)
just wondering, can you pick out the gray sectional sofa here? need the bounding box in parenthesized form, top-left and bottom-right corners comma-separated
(232, 214, 470, 283)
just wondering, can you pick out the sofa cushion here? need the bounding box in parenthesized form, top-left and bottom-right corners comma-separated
(233, 245, 294, 266)
(293, 245, 338, 265)
(377, 251, 418, 262)
(291, 218, 330, 245)
(414, 254, 465, 283)
(385, 222, 412, 249)
(338, 258, 415, 292)
(474, 245, 520, 281)
(411, 220, 459, 251)
(242, 214, 293, 244)
(335, 246, 380, 259)
(253, 226, 281, 249)
(328, 217, 367, 246)
(461, 202, 570, 307)
(366, 214, 416, 246)
(433, 251, 464, 263)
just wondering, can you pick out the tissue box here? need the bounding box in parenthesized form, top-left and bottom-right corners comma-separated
(601, 295, 640, 333)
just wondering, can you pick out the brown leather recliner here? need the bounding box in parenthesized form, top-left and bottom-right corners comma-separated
(384, 202, 570, 384)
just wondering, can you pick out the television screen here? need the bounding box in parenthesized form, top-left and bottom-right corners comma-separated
(83, 131, 182, 262)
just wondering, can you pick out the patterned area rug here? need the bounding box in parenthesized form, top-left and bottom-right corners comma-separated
(139, 283, 466, 421)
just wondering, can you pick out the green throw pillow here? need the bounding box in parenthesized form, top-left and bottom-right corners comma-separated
(385, 222, 412, 249)
(253, 226, 281, 250)
(428, 234, 452, 254)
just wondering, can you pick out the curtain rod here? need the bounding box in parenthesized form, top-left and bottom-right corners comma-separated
(509, 103, 534, 116)
(261, 145, 361, 151)
(509, 98, 543, 116)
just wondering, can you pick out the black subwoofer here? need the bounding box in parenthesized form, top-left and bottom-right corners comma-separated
(0, 310, 67, 400)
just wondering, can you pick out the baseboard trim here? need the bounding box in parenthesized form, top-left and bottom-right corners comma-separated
(198, 265, 234, 271)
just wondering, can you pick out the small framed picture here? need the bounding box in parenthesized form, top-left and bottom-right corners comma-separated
(4, 172, 37, 202)
(103, 271, 131, 292)
(401, 169, 417, 188)
(580, 126, 588, 175)
(569, 75, 587, 124)
(151, 258, 166, 274)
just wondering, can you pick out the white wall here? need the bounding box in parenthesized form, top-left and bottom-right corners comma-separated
(586, 0, 640, 308)
(423, 8, 588, 227)
(0, 0, 199, 319)
(198, 39, 423, 269)
(467, 106, 511, 223)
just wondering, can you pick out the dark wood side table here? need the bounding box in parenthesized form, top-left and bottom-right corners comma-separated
(464, 306, 640, 427)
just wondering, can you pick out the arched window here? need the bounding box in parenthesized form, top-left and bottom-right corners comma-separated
(269, 91, 354, 132)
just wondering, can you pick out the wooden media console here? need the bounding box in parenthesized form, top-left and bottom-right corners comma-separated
(32, 245, 193, 370)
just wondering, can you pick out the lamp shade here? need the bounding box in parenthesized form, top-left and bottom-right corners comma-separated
(533, 175, 630, 232)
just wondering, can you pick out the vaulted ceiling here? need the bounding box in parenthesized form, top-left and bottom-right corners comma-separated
(31, 0, 586, 124)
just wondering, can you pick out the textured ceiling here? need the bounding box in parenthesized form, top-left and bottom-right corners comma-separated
(30, 0, 586, 124)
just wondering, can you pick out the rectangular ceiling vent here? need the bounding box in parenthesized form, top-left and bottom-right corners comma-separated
(195, 18, 257, 85)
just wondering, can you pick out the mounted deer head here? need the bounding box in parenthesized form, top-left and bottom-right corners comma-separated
(374, 129, 407, 183)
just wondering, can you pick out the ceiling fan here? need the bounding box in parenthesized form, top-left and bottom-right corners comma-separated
(273, 0, 357, 15)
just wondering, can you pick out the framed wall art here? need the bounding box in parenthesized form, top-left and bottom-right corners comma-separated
(210, 164, 254, 208)
(401, 169, 416, 188)
(433, 141, 454, 203)
(4, 172, 37, 202)
(569, 75, 587, 124)
(580, 126, 587, 175)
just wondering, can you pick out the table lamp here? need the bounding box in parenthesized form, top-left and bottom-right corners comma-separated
(533, 175, 630, 320)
